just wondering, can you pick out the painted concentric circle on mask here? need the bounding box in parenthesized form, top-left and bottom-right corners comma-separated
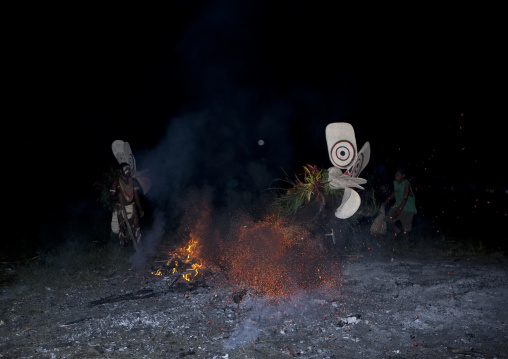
(351, 153, 364, 177)
(330, 140, 356, 168)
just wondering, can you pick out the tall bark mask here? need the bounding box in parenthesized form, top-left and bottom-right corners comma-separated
(325, 123, 371, 219)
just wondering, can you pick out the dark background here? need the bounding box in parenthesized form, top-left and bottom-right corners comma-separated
(5, 2, 506, 256)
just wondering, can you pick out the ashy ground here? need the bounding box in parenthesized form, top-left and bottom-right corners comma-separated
(1, 232, 507, 359)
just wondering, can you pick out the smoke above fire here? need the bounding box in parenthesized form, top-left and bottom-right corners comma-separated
(127, 1, 351, 273)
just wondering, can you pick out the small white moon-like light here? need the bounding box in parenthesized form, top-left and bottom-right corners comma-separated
(258, 139, 265, 146)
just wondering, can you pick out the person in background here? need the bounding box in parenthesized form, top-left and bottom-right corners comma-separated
(110, 162, 144, 246)
(382, 167, 417, 237)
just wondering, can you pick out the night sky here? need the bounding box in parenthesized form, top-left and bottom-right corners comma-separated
(7, 3, 506, 253)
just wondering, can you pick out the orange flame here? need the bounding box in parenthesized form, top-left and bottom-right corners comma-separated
(151, 268, 163, 276)
(163, 232, 204, 281)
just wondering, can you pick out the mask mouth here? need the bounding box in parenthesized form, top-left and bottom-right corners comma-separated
(122, 167, 131, 176)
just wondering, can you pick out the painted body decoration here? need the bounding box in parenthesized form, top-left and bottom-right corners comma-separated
(110, 140, 151, 234)
(325, 123, 370, 219)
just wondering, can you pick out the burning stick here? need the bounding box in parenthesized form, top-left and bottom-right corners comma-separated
(167, 275, 181, 288)
(156, 269, 201, 292)
(159, 236, 203, 281)
(151, 265, 203, 283)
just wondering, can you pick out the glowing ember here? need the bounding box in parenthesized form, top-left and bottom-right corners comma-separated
(219, 215, 341, 297)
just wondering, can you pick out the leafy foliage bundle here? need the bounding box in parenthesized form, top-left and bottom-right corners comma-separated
(94, 168, 120, 212)
(270, 164, 343, 217)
